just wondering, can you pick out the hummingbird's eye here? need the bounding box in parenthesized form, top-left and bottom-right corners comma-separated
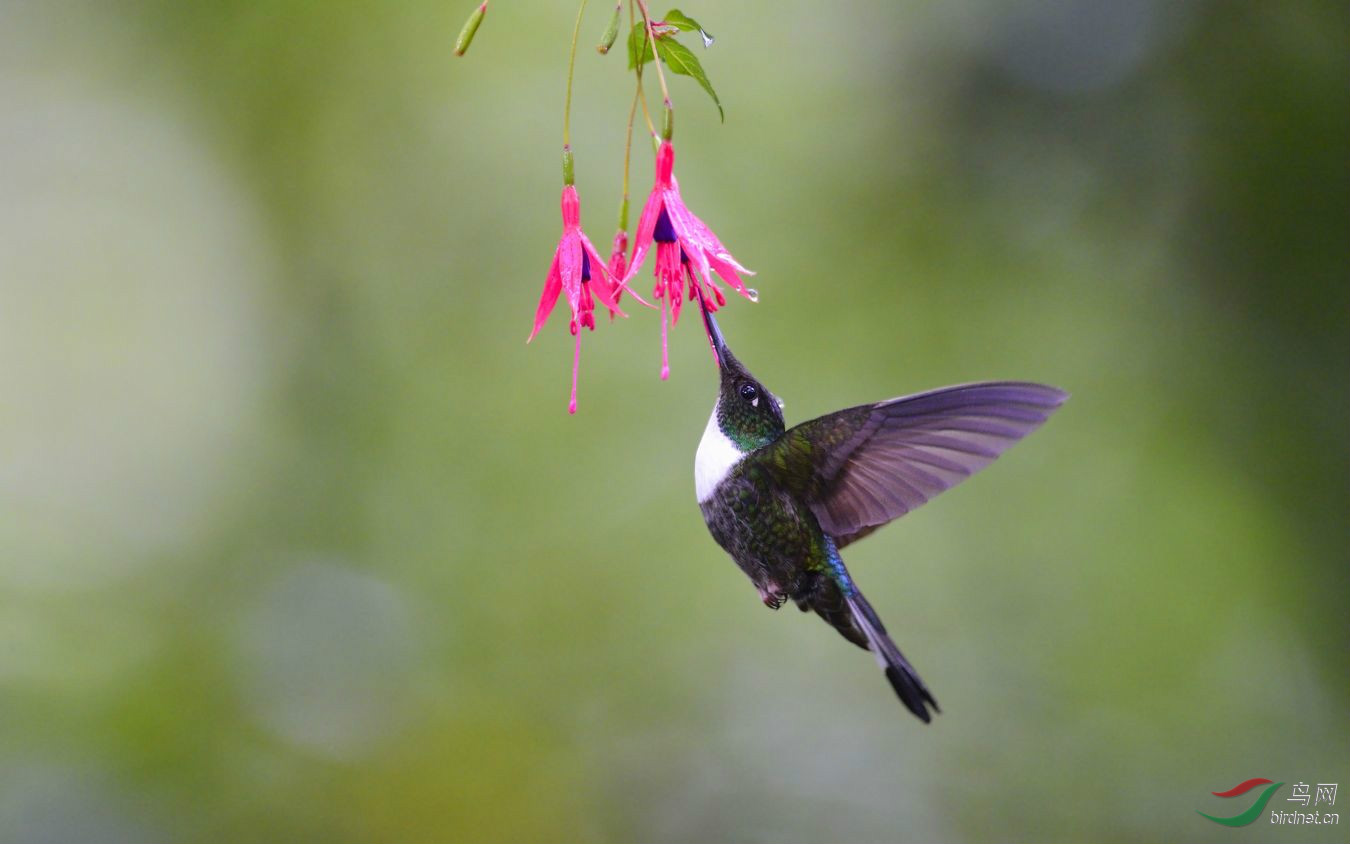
(739, 383, 759, 406)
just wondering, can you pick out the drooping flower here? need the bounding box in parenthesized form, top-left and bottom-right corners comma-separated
(626, 139, 754, 378)
(606, 228, 628, 310)
(528, 184, 625, 413)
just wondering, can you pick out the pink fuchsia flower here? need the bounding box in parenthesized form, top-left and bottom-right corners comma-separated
(606, 228, 628, 309)
(528, 184, 626, 413)
(626, 139, 754, 379)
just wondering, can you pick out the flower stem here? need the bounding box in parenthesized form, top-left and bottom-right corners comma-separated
(633, 0, 673, 138)
(637, 75, 657, 140)
(628, 0, 657, 142)
(618, 84, 640, 229)
(562, 0, 591, 153)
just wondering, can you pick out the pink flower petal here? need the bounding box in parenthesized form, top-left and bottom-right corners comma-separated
(606, 229, 628, 312)
(664, 192, 707, 265)
(706, 250, 753, 297)
(578, 233, 628, 317)
(528, 250, 563, 342)
(711, 249, 753, 275)
(558, 232, 584, 318)
(613, 272, 655, 309)
(654, 140, 675, 187)
(560, 184, 582, 228)
(626, 194, 663, 286)
(678, 198, 753, 278)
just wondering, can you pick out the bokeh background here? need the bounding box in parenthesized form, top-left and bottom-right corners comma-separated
(2, 1, 1346, 841)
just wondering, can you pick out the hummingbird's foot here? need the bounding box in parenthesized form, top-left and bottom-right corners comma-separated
(758, 585, 786, 610)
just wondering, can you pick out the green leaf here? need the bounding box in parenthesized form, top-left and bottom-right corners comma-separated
(655, 37, 723, 121)
(626, 22, 655, 70)
(663, 9, 713, 47)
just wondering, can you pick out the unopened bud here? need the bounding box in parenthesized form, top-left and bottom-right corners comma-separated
(607, 228, 628, 310)
(454, 2, 488, 57)
(596, 3, 621, 54)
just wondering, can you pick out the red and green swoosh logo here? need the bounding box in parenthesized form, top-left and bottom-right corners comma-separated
(1198, 778, 1284, 826)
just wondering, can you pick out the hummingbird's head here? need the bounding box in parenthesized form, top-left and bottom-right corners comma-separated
(703, 306, 784, 451)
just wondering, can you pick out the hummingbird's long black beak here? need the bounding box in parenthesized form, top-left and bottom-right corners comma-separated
(701, 301, 730, 370)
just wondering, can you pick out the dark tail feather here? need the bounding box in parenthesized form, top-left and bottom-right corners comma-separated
(845, 591, 939, 723)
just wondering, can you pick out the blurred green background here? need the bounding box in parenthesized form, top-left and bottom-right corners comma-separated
(2, 1, 1347, 842)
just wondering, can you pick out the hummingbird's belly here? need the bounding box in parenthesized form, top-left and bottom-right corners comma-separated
(699, 472, 825, 603)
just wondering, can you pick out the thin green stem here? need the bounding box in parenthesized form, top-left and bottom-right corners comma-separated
(619, 83, 640, 229)
(628, 0, 657, 140)
(636, 71, 656, 138)
(563, 0, 591, 148)
(633, 0, 671, 116)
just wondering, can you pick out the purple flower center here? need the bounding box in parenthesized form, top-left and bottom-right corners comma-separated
(580, 249, 591, 283)
(653, 207, 677, 243)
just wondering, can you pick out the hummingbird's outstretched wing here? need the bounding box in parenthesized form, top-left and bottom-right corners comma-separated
(770, 382, 1067, 547)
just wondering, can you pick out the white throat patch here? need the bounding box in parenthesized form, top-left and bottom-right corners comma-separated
(694, 402, 744, 503)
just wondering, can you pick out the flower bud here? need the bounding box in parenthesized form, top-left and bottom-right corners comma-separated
(596, 3, 621, 54)
(454, 2, 488, 57)
(607, 228, 628, 309)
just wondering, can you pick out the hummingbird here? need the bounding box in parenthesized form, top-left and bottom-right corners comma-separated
(693, 306, 1066, 722)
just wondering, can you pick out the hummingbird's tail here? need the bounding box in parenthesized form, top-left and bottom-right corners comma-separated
(845, 591, 939, 723)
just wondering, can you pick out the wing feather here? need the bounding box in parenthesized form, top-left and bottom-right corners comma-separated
(769, 381, 1067, 547)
